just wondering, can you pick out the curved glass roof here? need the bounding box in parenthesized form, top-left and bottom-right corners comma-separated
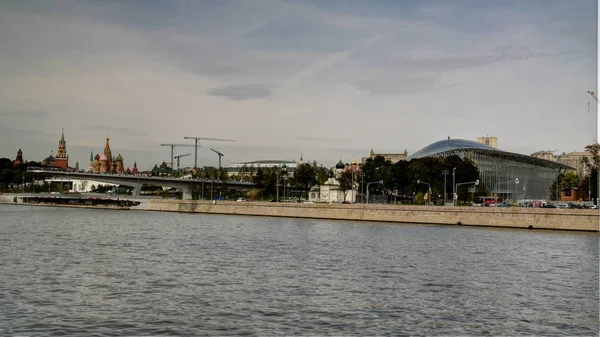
(407, 139, 498, 160)
(407, 138, 573, 170)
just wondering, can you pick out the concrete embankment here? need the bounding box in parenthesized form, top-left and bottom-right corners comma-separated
(138, 200, 600, 232)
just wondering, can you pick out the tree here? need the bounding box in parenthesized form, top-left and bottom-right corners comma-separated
(338, 169, 353, 200)
(292, 163, 317, 200)
(415, 191, 425, 205)
(582, 143, 599, 203)
(315, 166, 330, 185)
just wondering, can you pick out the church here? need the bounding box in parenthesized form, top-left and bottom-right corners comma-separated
(88, 137, 127, 174)
(308, 159, 359, 203)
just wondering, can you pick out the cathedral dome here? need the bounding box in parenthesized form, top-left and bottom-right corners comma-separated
(100, 153, 108, 161)
(335, 160, 345, 169)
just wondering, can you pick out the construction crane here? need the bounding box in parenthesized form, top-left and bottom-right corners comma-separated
(174, 153, 191, 173)
(160, 143, 199, 170)
(184, 136, 236, 169)
(588, 90, 599, 103)
(210, 148, 224, 169)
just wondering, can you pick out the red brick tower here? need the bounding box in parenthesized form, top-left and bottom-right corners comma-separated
(55, 129, 69, 169)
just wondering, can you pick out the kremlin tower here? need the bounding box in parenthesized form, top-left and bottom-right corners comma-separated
(54, 129, 69, 169)
(13, 149, 24, 167)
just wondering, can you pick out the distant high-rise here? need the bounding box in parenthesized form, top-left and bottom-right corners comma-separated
(477, 136, 498, 148)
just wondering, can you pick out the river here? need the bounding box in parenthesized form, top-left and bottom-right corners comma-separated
(1, 205, 598, 336)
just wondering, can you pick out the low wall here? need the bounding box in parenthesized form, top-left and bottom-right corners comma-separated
(140, 200, 600, 232)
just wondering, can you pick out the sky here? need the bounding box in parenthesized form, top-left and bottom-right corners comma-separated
(0, 0, 597, 171)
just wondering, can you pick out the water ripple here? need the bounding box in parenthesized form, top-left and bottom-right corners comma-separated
(0, 205, 598, 336)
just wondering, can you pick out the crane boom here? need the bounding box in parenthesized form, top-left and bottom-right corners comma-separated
(184, 136, 236, 169)
(588, 90, 599, 103)
(161, 143, 200, 170)
(174, 153, 191, 172)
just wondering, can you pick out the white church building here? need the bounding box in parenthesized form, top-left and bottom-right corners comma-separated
(308, 159, 359, 203)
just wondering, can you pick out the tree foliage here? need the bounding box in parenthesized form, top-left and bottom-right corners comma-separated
(292, 163, 317, 199)
(337, 169, 353, 198)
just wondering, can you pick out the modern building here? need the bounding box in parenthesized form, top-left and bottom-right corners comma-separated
(361, 149, 408, 164)
(477, 136, 498, 148)
(407, 138, 573, 201)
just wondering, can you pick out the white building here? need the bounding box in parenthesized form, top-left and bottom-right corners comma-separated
(308, 159, 359, 203)
(44, 177, 117, 193)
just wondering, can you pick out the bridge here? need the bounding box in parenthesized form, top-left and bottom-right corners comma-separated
(27, 169, 255, 200)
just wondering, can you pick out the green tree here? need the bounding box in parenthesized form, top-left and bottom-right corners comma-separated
(582, 143, 599, 203)
(315, 167, 330, 185)
(292, 163, 317, 200)
(415, 191, 425, 205)
(338, 169, 353, 200)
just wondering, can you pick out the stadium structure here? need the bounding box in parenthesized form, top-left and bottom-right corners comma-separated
(406, 138, 574, 201)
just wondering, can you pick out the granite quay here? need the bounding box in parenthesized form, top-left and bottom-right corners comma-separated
(139, 200, 599, 232)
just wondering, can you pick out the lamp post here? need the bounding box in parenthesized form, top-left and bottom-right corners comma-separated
(416, 179, 432, 204)
(282, 163, 287, 202)
(442, 170, 449, 206)
(366, 180, 383, 204)
(495, 178, 519, 203)
(455, 180, 480, 204)
(452, 167, 456, 206)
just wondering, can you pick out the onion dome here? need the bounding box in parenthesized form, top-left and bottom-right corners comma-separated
(335, 160, 345, 169)
(100, 153, 107, 161)
(116, 153, 123, 161)
(351, 159, 356, 166)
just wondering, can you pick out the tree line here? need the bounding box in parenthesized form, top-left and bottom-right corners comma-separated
(247, 155, 481, 203)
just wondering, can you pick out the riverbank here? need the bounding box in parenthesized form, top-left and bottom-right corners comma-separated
(137, 200, 599, 232)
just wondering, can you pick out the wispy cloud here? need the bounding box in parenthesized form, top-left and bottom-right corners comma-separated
(0, 110, 48, 118)
(81, 125, 148, 137)
(0, 0, 595, 169)
(207, 84, 272, 101)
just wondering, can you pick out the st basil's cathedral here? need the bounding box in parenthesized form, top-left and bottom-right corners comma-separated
(88, 137, 138, 174)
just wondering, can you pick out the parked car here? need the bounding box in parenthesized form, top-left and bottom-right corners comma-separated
(236, 197, 247, 202)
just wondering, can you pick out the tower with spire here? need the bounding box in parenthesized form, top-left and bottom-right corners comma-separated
(54, 129, 69, 169)
(88, 150, 94, 172)
(13, 148, 24, 168)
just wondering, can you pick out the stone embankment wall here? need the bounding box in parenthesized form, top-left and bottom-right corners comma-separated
(140, 200, 600, 232)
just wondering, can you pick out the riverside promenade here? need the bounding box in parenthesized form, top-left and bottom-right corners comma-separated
(138, 200, 600, 232)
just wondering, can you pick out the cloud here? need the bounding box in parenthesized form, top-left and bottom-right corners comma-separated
(0, 110, 48, 118)
(207, 84, 272, 101)
(81, 126, 148, 137)
(0, 0, 596, 171)
(356, 75, 456, 96)
(296, 136, 350, 142)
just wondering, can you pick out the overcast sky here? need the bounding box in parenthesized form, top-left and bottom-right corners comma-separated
(0, 0, 597, 171)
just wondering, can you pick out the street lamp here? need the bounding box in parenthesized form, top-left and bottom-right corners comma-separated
(416, 179, 432, 204)
(495, 178, 519, 203)
(455, 179, 480, 204)
(452, 167, 456, 206)
(366, 180, 383, 204)
(282, 163, 287, 202)
(442, 170, 449, 206)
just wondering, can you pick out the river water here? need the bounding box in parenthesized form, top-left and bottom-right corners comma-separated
(0, 205, 598, 336)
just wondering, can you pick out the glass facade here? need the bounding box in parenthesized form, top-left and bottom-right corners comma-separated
(407, 139, 573, 201)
